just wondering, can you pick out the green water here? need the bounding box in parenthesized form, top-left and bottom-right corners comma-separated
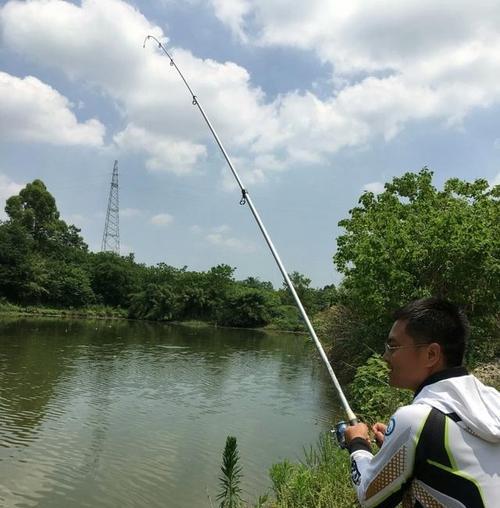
(0, 318, 343, 507)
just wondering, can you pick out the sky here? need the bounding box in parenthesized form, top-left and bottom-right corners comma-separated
(1, 0, 499, 288)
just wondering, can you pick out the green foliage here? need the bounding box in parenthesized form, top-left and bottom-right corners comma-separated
(0, 221, 37, 302)
(217, 436, 244, 508)
(269, 305, 304, 332)
(267, 433, 356, 508)
(5, 179, 87, 256)
(0, 180, 91, 305)
(44, 262, 95, 307)
(279, 272, 316, 313)
(218, 287, 280, 328)
(334, 168, 500, 365)
(128, 283, 180, 321)
(89, 252, 138, 307)
(241, 277, 274, 291)
(349, 355, 412, 424)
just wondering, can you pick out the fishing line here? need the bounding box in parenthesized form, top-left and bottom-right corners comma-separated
(143, 35, 357, 425)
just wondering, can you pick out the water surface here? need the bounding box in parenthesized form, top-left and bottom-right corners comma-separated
(0, 318, 341, 507)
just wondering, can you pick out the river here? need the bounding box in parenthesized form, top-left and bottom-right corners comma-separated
(0, 318, 342, 507)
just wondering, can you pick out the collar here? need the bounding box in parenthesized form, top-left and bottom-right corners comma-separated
(413, 365, 469, 398)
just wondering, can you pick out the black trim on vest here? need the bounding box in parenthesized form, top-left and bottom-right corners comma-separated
(413, 366, 468, 398)
(445, 411, 461, 423)
(413, 408, 484, 508)
(371, 488, 404, 508)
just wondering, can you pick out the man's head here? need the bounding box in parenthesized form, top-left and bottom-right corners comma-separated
(384, 297, 470, 390)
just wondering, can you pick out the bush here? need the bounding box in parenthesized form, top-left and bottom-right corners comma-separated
(217, 288, 280, 328)
(348, 354, 412, 425)
(269, 305, 305, 332)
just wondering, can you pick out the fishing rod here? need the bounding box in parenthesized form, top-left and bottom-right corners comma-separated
(143, 35, 358, 428)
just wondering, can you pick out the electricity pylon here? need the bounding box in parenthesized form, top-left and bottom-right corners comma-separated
(101, 160, 120, 254)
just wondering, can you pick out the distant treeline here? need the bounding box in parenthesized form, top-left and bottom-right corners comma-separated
(1, 168, 499, 368)
(0, 179, 335, 330)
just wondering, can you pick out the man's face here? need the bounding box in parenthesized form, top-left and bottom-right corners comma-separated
(383, 319, 431, 390)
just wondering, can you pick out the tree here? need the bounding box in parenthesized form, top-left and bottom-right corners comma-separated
(0, 221, 39, 303)
(334, 168, 500, 364)
(0, 179, 90, 305)
(240, 276, 274, 291)
(89, 252, 139, 307)
(44, 262, 95, 307)
(205, 264, 236, 321)
(278, 270, 319, 316)
(218, 287, 279, 328)
(5, 179, 87, 256)
(128, 283, 180, 321)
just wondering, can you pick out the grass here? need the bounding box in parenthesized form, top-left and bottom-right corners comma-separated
(0, 301, 127, 320)
(265, 433, 356, 508)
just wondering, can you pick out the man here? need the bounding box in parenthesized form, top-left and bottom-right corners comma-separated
(345, 297, 500, 507)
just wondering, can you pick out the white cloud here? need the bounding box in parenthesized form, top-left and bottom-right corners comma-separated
(4, 0, 500, 181)
(205, 225, 255, 252)
(219, 0, 500, 74)
(0, 71, 104, 146)
(209, 0, 500, 137)
(362, 182, 385, 195)
(150, 213, 174, 226)
(212, 224, 231, 234)
(121, 207, 143, 218)
(491, 172, 500, 187)
(114, 124, 207, 175)
(191, 223, 255, 251)
(0, 0, 273, 174)
(211, 0, 251, 42)
(0, 173, 24, 219)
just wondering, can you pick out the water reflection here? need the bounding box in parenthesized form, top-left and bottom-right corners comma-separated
(0, 318, 339, 507)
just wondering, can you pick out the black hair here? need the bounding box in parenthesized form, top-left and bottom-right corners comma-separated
(393, 297, 470, 367)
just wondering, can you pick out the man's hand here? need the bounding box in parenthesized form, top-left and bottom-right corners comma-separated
(344, 422, 370, 447)
(372, 423, 387, 447)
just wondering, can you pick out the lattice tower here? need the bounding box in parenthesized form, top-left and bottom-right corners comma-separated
(101, 160, 120, 254)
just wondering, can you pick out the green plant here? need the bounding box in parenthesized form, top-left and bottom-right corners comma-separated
(349, 354, 412, 424)
(267, 433, 356, 508)
(217, 436, 244, 508)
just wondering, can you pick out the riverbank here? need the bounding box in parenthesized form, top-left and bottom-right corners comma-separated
(0, 301, 128, 320)
(0, 302, 310, 335)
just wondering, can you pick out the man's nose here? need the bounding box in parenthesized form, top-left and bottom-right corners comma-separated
(382, 350, 390, 363)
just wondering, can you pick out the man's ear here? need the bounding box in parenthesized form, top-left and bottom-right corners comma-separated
(426, 342, 443, 368)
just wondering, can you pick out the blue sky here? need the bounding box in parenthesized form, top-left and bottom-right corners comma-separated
(1, 0, 499, 287)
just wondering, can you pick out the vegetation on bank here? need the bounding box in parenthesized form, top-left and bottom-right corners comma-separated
(0, 179, 336, 331)
(0, 300, 127, 319)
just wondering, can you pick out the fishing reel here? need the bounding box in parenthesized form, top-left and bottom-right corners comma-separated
(333, 419, 378, 450)
(332, 421, 349, 449)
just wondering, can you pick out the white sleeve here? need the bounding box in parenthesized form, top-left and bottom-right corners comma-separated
(350, 404, 431, 507)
